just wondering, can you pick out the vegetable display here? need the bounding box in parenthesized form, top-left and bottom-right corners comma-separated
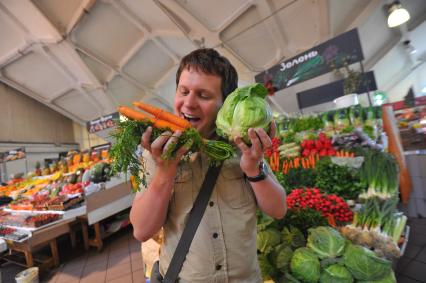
(110, 104, 235, 188)
(216, 83, 272, 143)
(315, 157, 366, 200)
(259, 104, 407, 282)
(287, 188, 353, 224)
(257, 225, 396, 283)
(358, 149, 399, 200)
(340, 198, 406, 259)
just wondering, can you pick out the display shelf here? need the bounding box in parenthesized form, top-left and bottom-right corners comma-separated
(79, 177, 133, 251)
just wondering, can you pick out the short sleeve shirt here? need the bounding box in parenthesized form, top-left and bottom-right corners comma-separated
(139, 150, 262, 283)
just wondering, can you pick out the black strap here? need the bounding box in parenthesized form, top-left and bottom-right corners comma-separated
(163, 163, 223, 283)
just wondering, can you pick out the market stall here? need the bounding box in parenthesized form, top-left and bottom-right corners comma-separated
(0, 147, 133, 268)
(258, 104, 409, 282)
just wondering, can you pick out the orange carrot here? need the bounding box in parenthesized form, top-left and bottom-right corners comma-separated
(133, 102, 191, 129)
(154, 119, 184, 132)
(282, 161, 288, 173)
(327, 214, 337, 227)
(118, 106, 184, 132)
(119, 106, 155, 122)
(309, 154, 314, 168)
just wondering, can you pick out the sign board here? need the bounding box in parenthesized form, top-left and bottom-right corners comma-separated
(86, 112, 119, 134)
(255, 29, 364, 91)
(297, 71, 377, 109)
(0, 147, 26, 163)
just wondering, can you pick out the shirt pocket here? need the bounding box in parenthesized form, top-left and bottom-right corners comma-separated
(219, 160, 253, 208)
(171, 164, 194, 214)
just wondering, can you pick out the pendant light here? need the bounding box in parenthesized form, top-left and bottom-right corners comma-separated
(387, 1, 410, 28)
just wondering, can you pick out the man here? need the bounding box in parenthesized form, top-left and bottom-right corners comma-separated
(130, 48, 286, 283)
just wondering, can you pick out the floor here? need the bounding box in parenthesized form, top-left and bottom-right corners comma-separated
(396, 217, 426, 283)
(43, 230, 146, 283)
(1, 219, 426, 283)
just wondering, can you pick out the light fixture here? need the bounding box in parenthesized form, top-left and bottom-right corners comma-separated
(422, 86, 426, 94)
(387, 1, 410, 28)
(403, 40, 417, 55)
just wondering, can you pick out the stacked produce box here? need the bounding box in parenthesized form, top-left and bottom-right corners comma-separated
(260, 105, 407, 283)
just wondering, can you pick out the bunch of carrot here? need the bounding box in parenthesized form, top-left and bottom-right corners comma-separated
(282, 154, 319, 174)
(111, 101, 236, 189)
(335, 150, 355, 158)
(119, 102, 191, 132)
(268, 151, 280, 172)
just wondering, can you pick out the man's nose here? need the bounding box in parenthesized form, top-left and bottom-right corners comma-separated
(184, 92, 197, 107)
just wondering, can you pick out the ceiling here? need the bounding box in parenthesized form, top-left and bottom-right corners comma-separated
(1, 0, 426, 123)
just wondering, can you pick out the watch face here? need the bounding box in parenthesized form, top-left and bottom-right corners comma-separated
(260, 162, 268, 175)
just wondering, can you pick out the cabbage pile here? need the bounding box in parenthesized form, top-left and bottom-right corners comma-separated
(257, 224, 396, 282)
(216, 83, 272, 143)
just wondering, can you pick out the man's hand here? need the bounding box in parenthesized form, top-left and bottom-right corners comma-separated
(141, 126, 192, 175)
(234, 121, 276, 176)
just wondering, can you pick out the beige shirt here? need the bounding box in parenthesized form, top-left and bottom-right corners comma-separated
(140, 150, 261, 283)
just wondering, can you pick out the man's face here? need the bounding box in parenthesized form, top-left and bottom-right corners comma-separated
(174, 68, 223, 139)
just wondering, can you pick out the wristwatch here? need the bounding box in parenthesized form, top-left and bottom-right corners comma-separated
(245, 161, 268, 182)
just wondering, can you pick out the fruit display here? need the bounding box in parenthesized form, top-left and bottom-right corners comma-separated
(0, 226, 30, 241)
(0, 212, 61, 229)
(24, 214, 61, 228)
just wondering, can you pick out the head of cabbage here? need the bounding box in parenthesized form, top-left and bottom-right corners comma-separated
(307, 226, 346, 259)
(320, 264, 353, 283)
(290, 247, 321, 283)
(343, 244, 392, 281)
(216, 83, 272, 143)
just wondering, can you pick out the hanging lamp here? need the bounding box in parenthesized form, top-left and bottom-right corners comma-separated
(387, 1, 410, 28)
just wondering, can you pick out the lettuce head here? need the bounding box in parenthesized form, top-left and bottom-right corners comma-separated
(216, 83, 272, 143)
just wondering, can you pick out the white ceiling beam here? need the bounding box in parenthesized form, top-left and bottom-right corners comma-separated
(364, 35, 402, 70)
(111, 0, 180, 65)
(69, 41, 155, 98)
(336, 0, 382, 35)
(154, 0, 256, 72)
(0, 74, 85, 124)
(318, 0, 331, 41)
(257, 0, 292, 67)
(65, 0, 97, 35)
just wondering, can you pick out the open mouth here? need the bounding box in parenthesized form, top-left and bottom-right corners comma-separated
(182, 113, 201, 123)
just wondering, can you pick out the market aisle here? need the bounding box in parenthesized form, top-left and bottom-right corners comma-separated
(2, 219, 426, 282)
(396, 217, 426, 283)
(42, 227, 146, 283)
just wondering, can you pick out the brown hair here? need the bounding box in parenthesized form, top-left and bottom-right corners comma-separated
(176, 48, 238, 99)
